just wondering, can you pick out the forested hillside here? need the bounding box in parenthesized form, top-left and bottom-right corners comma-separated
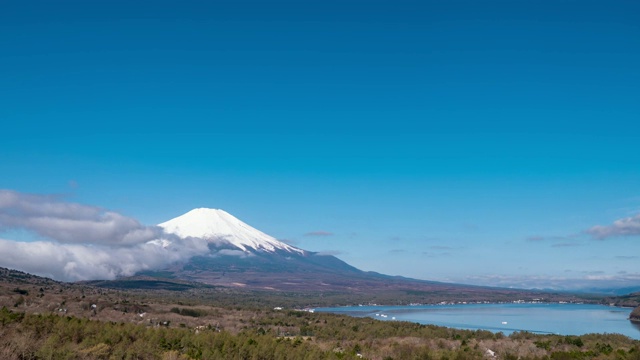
(2, 306, 640, 360)
(1, 267, 639, 359)
(631, 307, 640, 323)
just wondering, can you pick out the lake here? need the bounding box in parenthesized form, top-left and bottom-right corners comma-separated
(315, 303, 640, 339)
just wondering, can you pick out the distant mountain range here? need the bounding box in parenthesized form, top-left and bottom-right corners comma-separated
(575, 286, 640, 296)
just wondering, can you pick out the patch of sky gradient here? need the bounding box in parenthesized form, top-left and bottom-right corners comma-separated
(1, 0, 639, 289)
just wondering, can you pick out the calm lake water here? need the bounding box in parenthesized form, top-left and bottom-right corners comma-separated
(315, 303, 640, 339)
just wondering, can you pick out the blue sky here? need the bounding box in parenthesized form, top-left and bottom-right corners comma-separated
(1, 0, 639, 290)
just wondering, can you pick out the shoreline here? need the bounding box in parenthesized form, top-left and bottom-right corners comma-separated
(314, 302, 640, 340)
(312, 300, 635, 309)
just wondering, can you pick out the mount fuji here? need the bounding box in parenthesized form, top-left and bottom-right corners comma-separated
(148, 208, 373, 290)
(131, 208, 524, 297)
(159, 208, 305, 255)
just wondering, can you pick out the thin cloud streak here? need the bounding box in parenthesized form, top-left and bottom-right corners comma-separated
(316, 250, 342, 256)
(304, 231, 334, 237)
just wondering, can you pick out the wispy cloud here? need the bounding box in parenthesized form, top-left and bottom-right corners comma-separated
(587, 214, 640, 239)
(615, 255, 638, 260)
(316, 250, 342, 256)
(304, 231, 333, 237)
(0, 189, 210, 282)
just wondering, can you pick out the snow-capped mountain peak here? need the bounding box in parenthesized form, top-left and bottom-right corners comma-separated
(158, 208, 304, 254)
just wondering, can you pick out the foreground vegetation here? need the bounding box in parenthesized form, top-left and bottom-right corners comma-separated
(1, 306, 640, 360)
(1, 267, 639, 359)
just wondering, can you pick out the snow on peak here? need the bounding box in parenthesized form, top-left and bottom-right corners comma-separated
(158, 208, 304, 254)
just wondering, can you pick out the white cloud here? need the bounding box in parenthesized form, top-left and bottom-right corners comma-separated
(214, 249, 254, 258)
(0, 236, 210, 282)
(587, 214, 640, 239)
(0, 189, 162, 245)
(0, 189, 211, 281)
